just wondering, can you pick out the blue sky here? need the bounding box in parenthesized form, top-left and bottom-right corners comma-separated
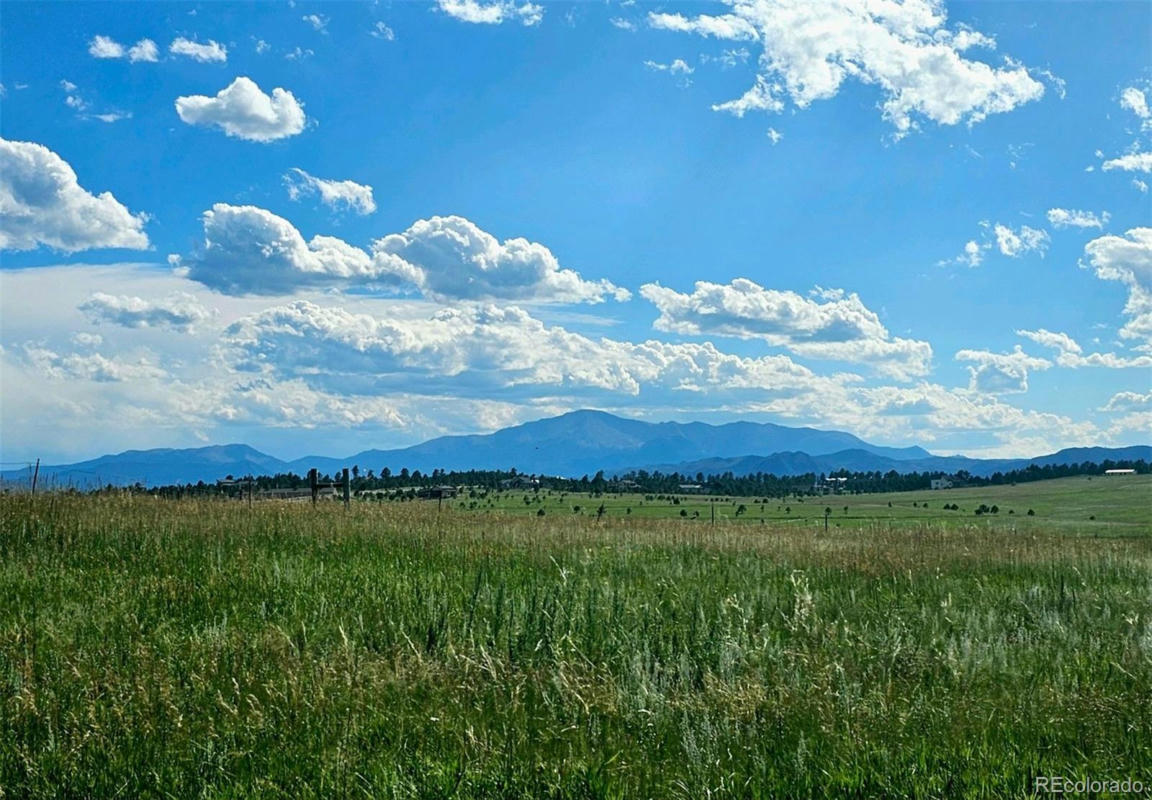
(1, 0, 1149, 464)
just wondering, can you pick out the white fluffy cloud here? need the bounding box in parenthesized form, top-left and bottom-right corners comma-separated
(1082, 228, 1152, 351)
(640, 279, 931, 379)
(302, 14, 328, 32)
(16, 344, 167, 383)
(128, 39, 160, 62)
(88, 35, 158, 62)
(186, 204, 383, 295)
(993, 223, 1049, 257)
(955, 346, 1051, 394)
(88, 35, 124, 58)
(79, 292, 212, 331)
(169, 37, 228, 63)
(1016, 327, 1152, 369)
(645, 59, 695, 75)
(1120, 87, 1150, 121)
(184, 205, 626, 304)
(373, 215, 630, 304)
(648, 0, 1045, 134)
(436, 0, 543, 26)
(846, 382, 1100, 457)
(1102, 391, 1152, 412)
(284, 168, 376, 215)
(224, 300, 829, 401)
(1102, 152, 1152, 173)
(2, 263, 1132, 463)
(1016, 328, 1081, 355)
(1046, 208, 1109, 230)
(949, 239, 984, 267)
(175, 77, 306, 142)
(946, 220, 1053, 266)
(0, 139, 149, 252)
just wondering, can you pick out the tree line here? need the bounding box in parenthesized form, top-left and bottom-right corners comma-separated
(115, 457, 1152, 499)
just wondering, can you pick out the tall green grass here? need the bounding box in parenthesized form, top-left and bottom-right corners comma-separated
(2, 494, 1150, 798)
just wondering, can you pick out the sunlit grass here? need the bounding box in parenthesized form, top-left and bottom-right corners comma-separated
(2, 492, 1150, 798)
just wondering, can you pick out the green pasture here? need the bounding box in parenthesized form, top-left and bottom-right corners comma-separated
(449, 474, 1152, 532)
(1, 483, 1150, 798)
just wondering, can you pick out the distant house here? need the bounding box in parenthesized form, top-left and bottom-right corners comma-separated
(499, 475, 540, 490)
(417, 485, 458, 499)
(678, 483, 704, 493)
(1104, 469, 1136, 475)
(813, 476, 849, 495)
(930, 478, 953, 490)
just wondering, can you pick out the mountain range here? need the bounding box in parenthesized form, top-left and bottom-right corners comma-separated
(2, 410, 1147, 488)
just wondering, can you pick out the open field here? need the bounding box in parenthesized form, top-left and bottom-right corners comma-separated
(452, 474, 1152, 531)
(2, 485, 1151, 798)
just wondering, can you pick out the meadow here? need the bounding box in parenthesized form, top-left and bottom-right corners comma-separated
(454, 474, 1152, 530)
(2, 480, 1151, 798)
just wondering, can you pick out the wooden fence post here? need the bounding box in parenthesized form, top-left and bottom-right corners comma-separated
(309, 468, 318, 506)
(30, 458, 40, 497)
(342, 468, 350, 509)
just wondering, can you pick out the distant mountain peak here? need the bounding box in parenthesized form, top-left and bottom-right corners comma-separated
(4, 410, 1143, 488)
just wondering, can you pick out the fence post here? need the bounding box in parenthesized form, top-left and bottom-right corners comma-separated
(342, 468, 350, 509)
(309, 468, 318, 506)
(30, 458, 40, 497)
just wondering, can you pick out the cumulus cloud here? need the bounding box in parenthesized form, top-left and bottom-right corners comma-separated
(1015, 327, 1151, 368)
(284, 168, 376, 215)
(644, 59, 695, 74)
(1046, 208, 1109, 230)
(372, 215, 630, 304)
(184, 205, 625, 303)
(302, 14, 328, 32)
(848, 382, 1100, 456)
(6, 263, 1121, 461)
(169, 37, 228, 63)
(89, 36, 159, 62)
(224, 300, 828, 400)
(79, 292, 213, 331)
(436, 0, 543, 26)
(0, 139, 150, 252)
(17, 344, 167, 383)
(648, 0, 1045, 134)
(954, 346, 1051, 394)
(639, 279, 931, 379)
(1120, 87, 1150, 121)
(1102, 391, 1152, 412)
(952, 239, 984, 267)
(88, 35, 124, 58)
(185, 204, 383, 295)
(1082, 228, 1152, 351)
(648, 11, 757, 40)
(1102, 152, 1152, 173)
(993, 223, 1049, 257)
(1016, 328, 1082, 355)
(128, 39, 160, 62)
(175, 77, 306, 142)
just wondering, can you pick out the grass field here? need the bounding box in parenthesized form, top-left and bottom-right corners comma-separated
(2, 479, 1151, 798)
(454, 474, 1152, 530)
